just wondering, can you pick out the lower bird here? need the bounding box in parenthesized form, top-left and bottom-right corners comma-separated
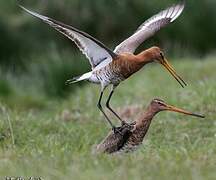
(96, 99, 205, 154)
(19, 1, 186, 132)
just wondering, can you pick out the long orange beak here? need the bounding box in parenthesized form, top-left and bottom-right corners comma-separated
(161, 58, 187, 88)
(165, 104, 205, 118)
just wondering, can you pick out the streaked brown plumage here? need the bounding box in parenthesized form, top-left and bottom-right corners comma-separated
(96, 99, 205, 154)
(19, 1, 186, 133)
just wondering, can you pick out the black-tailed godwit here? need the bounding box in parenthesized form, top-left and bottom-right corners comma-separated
(19, 1, 186, 132)
(96, 98, 205, 154)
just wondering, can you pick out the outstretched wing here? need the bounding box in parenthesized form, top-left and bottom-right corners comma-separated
(19, 5, 117, 69)
(114, 1, 185, 54)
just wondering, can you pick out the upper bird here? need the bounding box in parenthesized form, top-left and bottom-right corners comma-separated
(19, 1, 186, 133)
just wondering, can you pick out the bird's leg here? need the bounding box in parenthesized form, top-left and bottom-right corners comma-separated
(97, 91, 122, 135)
(105, 86, 128, 126)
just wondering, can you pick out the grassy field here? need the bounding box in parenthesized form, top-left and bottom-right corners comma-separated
(0, 56, 216, 180)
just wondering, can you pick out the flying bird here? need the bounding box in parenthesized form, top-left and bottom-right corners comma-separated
(96, 99, 205, 154)
(19, 1, 186, 133)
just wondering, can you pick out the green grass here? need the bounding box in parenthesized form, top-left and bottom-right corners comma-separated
(0, 56, 216, 180)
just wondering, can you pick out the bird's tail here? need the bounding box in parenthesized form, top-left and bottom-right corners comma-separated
(65, 72, 92, 85)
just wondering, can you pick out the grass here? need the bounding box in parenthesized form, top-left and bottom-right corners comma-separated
(0, 56, 216, 180)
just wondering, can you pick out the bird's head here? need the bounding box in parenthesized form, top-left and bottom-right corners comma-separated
(143, 46, 187, 88)
(150, 98, 205, 118)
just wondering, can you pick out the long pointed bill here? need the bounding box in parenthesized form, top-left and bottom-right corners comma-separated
(166, 105, 205, 118)
(161, 58, 187, 88)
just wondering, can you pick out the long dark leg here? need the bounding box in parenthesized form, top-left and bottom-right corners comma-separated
(105, 86, 127, 125)
(97, 91, 116, 129)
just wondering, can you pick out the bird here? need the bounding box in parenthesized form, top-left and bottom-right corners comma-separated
(19, 1, 186, 133)
(96, 98, 205, 154)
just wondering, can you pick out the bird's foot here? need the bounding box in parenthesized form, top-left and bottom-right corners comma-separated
(120, 121, 136, 132)
(121, 120, 128, 126)
(112, 126, 123, 136)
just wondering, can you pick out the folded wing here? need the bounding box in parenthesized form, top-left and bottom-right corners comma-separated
(19, 5, 117, 69)
(114, 1, 185, 54)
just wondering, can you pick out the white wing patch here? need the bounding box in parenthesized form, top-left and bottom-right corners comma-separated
(19, 5, 116, 69)
(114, 1, 185, 54)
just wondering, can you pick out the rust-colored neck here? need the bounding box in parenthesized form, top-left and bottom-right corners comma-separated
(136, 49, 156, 64)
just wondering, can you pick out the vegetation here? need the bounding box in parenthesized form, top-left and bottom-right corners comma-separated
(0, 56, 216, 179)
(0, 0, 216, 179)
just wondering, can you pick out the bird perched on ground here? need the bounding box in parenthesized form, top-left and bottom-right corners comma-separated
(96, 99, 205, 154)
(19, 1, 186, 133)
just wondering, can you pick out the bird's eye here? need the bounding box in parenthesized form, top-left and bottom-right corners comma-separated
(160, 52, 164, 59)
(157, 101, 164, 106)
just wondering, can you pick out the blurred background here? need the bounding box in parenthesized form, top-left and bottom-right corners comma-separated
(1, 1, 216, 178)
(0, 0, 216, 101)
